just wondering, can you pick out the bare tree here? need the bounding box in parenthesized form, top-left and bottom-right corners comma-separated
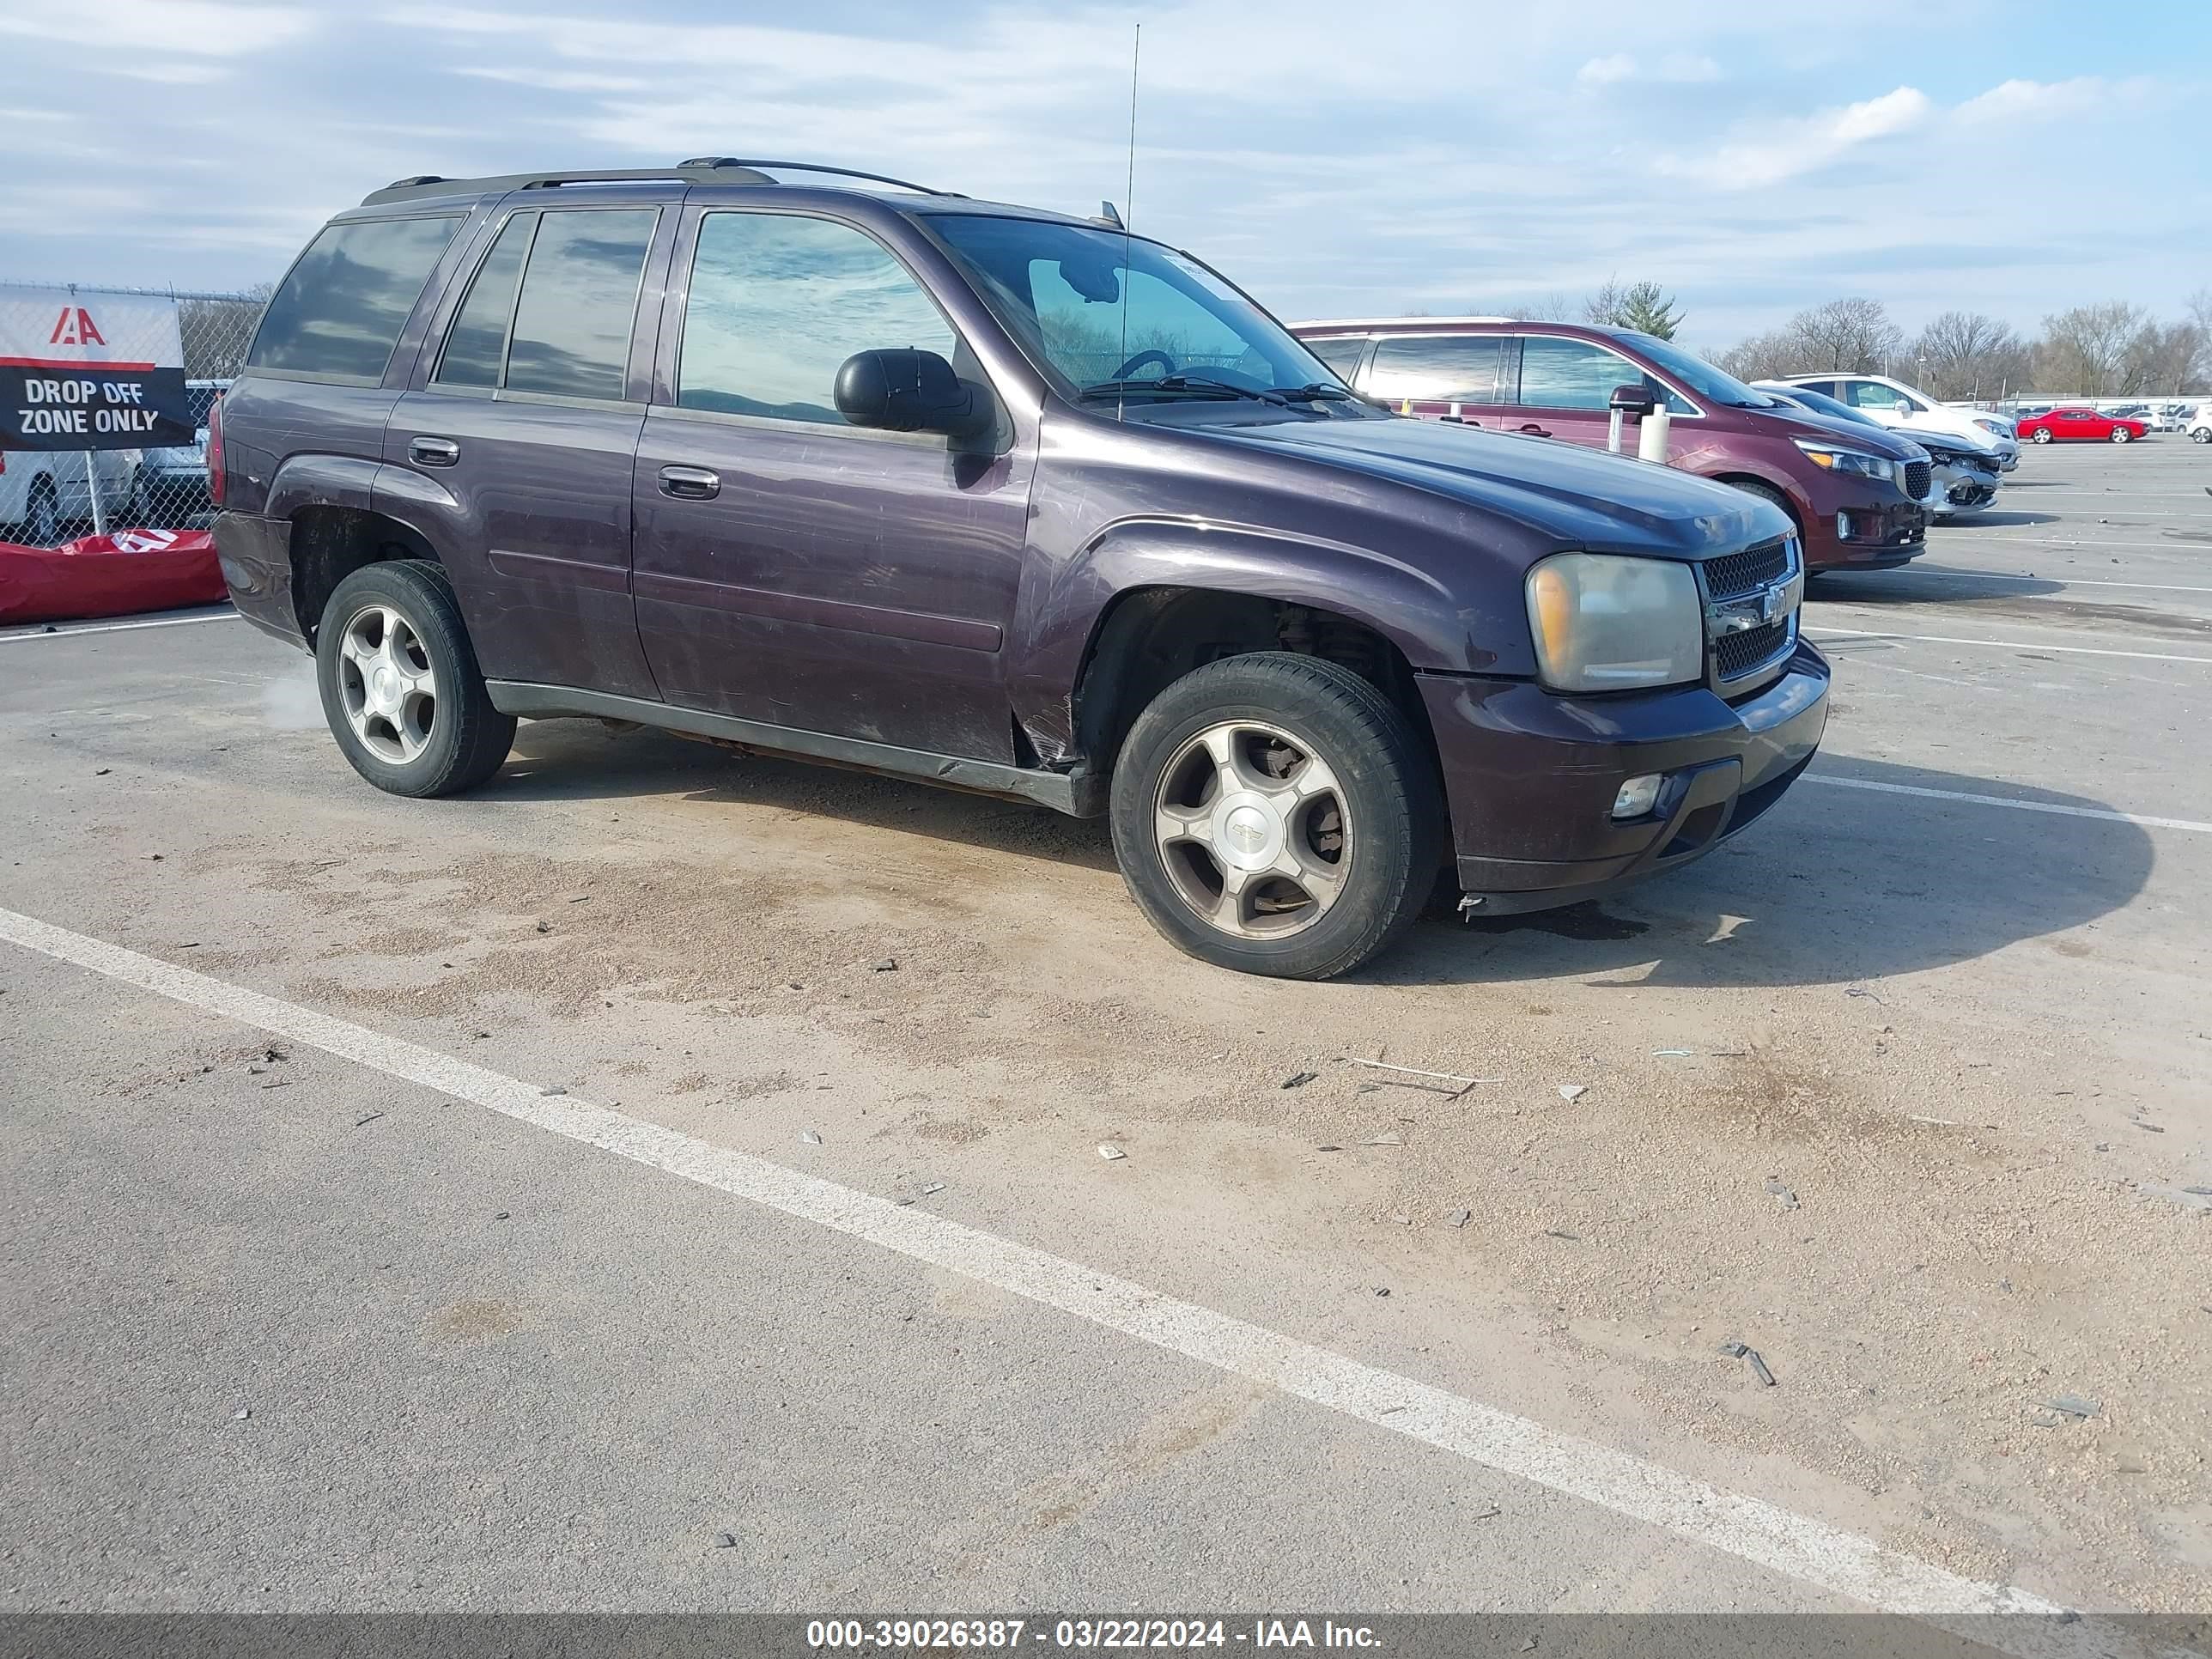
(2035, 301, 2149, 397)
(1787, 298, 1902, 374)
(2120, 319, 2201, 398)
(1910, 311, 2027, 400)
(1587, 276, 1684, 340)
(2184, 287, 2212, 392)
(1709, 330, 1801, 383)
(1505, 290, 1580, 323)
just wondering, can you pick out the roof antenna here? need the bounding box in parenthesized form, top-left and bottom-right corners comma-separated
(1115, 21, 1139, 424)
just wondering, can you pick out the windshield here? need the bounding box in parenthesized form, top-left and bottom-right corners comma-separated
(1619, 331, 1779, 409)
(925, 213, 1345, 401)
(1767, 385, 1881, 429)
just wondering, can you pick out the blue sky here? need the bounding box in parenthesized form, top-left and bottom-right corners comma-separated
(1, 1, 2204, 352)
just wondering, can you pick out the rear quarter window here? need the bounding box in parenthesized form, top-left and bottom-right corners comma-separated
(249, 216, 464, 381)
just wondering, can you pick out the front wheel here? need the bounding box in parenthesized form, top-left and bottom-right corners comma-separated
(2110, 428, 2133, 444)
(315, 559, 515, 798)
(1109, 653, 1443, 979)
(2191, 428, 2211, 445)
(2032, 428, 2053, 444)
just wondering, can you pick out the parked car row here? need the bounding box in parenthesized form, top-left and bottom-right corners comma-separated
(1294, 317, 1933, 568)
(1753, 383, 2002, 518)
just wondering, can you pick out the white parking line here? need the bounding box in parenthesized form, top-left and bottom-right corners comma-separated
(0, 903, 2066, 1631)
(0, 607, 239, 643)
(1941, 534, 2212, 554)
(1806, 627, 2212, 665)
(1804, 775, 2212, 836)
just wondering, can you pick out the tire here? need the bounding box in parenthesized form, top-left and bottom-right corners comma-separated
(2109, 428, 2132, 444)
(2032, 428, 2053, 444)
(1109, 652, 1443, 980)
(1725, 477, 1800, 527)
(2192, 428, 2211, 444)
(315, 559, 514, 799)
(27, 480, 58, 546)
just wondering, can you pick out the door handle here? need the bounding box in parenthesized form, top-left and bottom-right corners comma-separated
(409, 436, 459, 467)
(1517, 423, 1552, 437)
(658, 465, 720, 501)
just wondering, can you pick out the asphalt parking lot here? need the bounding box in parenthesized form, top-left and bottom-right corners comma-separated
(3, 441, 2209, 1626)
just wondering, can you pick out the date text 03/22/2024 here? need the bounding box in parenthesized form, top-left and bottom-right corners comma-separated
(805, 1619, 1382, 1650)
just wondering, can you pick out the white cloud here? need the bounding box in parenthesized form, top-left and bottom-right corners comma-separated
(0, 0, 314, 55)
(1954, 76, 2117, 125)
(1662, 85, 1930, 188)
(1578, 53, 1637, 86)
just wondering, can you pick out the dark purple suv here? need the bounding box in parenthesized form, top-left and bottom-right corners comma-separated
(1293, 319, 1930, 572)
(213, 158, 1829, 979)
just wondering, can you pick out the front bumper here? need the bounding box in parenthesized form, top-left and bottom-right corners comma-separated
(1418, 642, 1831, 915)
(1790, 477, 1925, 571)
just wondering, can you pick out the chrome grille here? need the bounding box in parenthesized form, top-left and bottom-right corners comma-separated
(1698, 535, 1802, 689)
(1903, 459, 1933, 501)
(1700, 538, 1791, 600)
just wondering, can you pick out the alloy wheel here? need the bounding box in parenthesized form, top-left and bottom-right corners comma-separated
(337, 603, 439, 765)
(1152, 719, 1351, 939)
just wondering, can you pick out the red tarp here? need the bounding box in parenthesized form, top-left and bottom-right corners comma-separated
(0, 527, 226, 626)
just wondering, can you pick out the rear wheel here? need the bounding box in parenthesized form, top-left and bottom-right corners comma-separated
(1109, 653, 1442, 980)
(315, 560, 514, 798)
(2192, 428, 2211, 444)
(2032, 427, 2053, 444)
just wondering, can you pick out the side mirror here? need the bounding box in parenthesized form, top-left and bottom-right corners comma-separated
(835, 349, 991, 439)
(1609, 382, 1657, 417)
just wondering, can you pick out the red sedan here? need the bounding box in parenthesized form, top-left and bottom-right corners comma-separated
(2018, 406, 2149, 444)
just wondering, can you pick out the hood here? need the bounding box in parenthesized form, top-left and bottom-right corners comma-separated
(1190, 415, 1792, 559)
(1735, 402, 1928, 459)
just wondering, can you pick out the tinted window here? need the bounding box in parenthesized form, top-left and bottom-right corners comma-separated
(1794, 380, 1838, 397)
(435, 214, 533, 388)
(1365, 336, 1505, 404)
(679, 213, 956, 423)
(1519, 337, 1649, 410)
(1304, 337, 1369, 377)
(1845, 380, 1907, 411)
(504, 209, 656, 400)
(250, 216, 461, 380)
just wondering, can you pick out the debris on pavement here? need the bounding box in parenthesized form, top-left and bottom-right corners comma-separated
(353, 1113, 384, 1127)
(534, 920, 550, 933)
(872, 958, 897, 972)
(1449, 1209, 1472, 1228)
(233, 1408, 251, 1421)
(2046, 1394, 2101, 1419)
(1544, 1229, 1580, 1241)
(800, 1129, 823, 1146)
(1358, 1130, 1406, 1146)
(1340, 1056, 1499, 1096)
(539, 1085, 567, 1097)
(1097, 1143, 1127, 1161)
(715, 1532, 738, 1548)
(1844, 985, 1885, 1003)
(1650, 1048, 1692, 1057)
(1719, 1341, 1776, 1385)
(1765, 1177, 1801, 1212)
(1315, 1144, 1342, 1153)
(1557, 1085, 1587, 1102)
(1282, 1071, 1318, 1089)
(920, 1182, 945, 1196)
(1473, 1504, 1500, 1520)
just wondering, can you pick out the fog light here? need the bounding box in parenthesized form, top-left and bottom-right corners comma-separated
(1612, 774, 1663, 820)
(1835, 510, 1854, 540)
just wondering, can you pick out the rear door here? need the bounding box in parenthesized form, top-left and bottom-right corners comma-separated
(1358, 333, 1509, 423)
(386, 191, 676, 699)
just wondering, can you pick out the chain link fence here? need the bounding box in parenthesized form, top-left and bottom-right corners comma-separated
(1, 283, 266, 547)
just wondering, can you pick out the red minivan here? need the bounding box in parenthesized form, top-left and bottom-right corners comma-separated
(1293, 319, 1929, 572)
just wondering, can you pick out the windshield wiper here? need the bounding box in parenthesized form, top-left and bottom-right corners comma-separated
(1079, 375, 1290, 407)
(1268, 382, 1354, 402)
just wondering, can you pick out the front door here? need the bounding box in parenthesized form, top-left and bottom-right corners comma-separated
(384, 196, 672, 699)
(632, 207, 1032, 763)
(1503, 334, 1686, 452)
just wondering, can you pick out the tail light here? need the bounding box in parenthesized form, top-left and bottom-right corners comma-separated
(206, 393, 226, 507)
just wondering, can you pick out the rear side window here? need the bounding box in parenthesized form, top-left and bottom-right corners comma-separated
(504, 209, 658, 400)
(1844, 380, 1907, 411)
(678, 212, 957, 423)
(434, 214, 534, 388)
(1365, 336, 1505, 404)
(251, 216, 463, 381)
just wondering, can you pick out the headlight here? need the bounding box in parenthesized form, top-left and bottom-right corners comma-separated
(1525, 552, 1704, 692)
(1972, 416, 2006, 434)
(1792, 439, 1895, 483)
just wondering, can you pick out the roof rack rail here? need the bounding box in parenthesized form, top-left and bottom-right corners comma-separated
(362, 157, 957, 208)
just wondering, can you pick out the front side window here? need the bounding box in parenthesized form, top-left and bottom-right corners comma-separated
(678, 213, 957, 423)
(1304, 337, 1369, 377)
(1519, 337, 1650, 411)
(250, 216, 463, 381)
(503, 209, 656, 400)
(927, 213, 1340, 402)
(1364, 335, 1505, 404)
(1846, 380, 1907, 411)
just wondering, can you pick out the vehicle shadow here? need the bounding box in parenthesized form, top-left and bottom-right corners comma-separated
(1375, 752, 2154, 988)
(491, 723, 2151, 991)
(1808, 568, 2065, 601)
(1949, 509, 2061, 527)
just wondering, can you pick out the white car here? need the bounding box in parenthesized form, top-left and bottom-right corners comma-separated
(1779, 373, 2021, 470)
(0, 447, 140, 547)
(2189, 404, 2212, 445)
